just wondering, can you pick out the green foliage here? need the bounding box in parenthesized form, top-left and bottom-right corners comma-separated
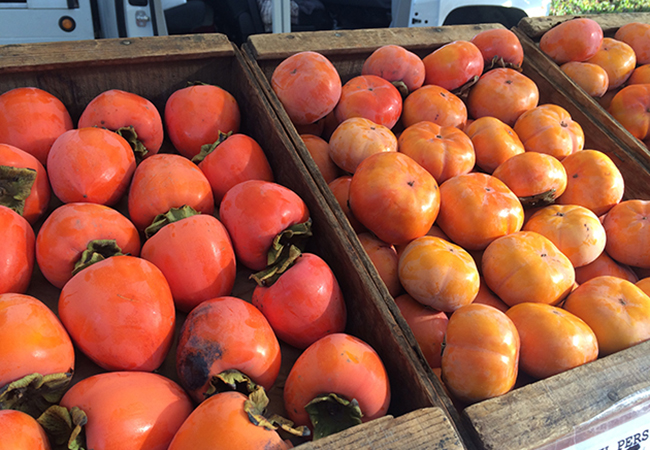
(550, 0, 650, 15)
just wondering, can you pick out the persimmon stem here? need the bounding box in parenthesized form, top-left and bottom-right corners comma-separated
(0, 372, 73, 419)
(144, 205, 200, 239)
(72, 239, 127, 276)
(191, 131, 232, 164)
(38, 405, 87, 450)
(250, 219, 313, 287)
(0, 165, 37, 216)
(115, 125, 148, 162)
(304, 393, 363, 440)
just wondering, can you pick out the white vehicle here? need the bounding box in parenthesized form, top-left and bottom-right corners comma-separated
(391, 0, 551, 28)
(0, 0, 167, 45)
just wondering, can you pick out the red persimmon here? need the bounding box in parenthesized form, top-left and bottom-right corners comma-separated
(78, 88, 164, 159)
(58, 255, 175, 372)
(0, 205, 35, 294)
(0, 87, 73, 166)
(164, 84, 241, 159)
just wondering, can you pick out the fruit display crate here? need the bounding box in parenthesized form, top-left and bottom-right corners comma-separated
(242, 24, 650, 450)
(0, 34, 465, 449)
(513, 13, 650, 176)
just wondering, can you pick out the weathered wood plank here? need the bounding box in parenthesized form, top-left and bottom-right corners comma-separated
(247, 24, 504, 60)
(0, 33, 233, 72)
(464, 340, 650, 450)
(298, 407, 464, 450)
(517, 12, 650, 39)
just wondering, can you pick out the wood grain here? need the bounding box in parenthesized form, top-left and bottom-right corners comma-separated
(517, 12, 650, 39)
(298, 407, 464, 450)
(465, 340, 650, 450)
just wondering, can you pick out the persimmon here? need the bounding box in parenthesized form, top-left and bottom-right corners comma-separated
(585, 37, 636, 90)
(176, 296, 281, 403)
(58, 255, 176, 372)
(608, 84, 650, 142)
(615, 22, 650, 65)
(348, 151, 440, 246)
(636, 277, 650, 297)
(627, 64, 650, 85)
(441, 303, 519, 404)
(467, 68, 539, 127)
(574, 251, 639, 285)
(0, 87, 73, 166)
(492, 151, 567, 206)
(422, 40, 484, 91)
(556, 149, 625, 217)
(301, 134, 340, 183)
(401, 84, 467, 129)
(564, 276, 650, 356)
(271, 51, 342, 125)
(398, 235, 480, 312)
(0, 293, 75, 411)
(602, 199, 650, 269)
(436, 172, 524, 251)
(128, 153, 214, 231)
(334, 75, 402, 129)
(394, 293, 448, 369)
(398, 120, 475, 184)
(252, 253, 346, 349)
(361, 44, 425, 93)
(35, 202, 141, 289)
(328, 117, 397, 174)
(523, 204, 606, 268)
(47, 127, 136, 206)
(328, 175, 366, 234)
(470, 28, 524, 67)
(141, 212, 236, 313)
(358, 232, 402, 298)
(482, 230, 575, 307)
(283, 333, 390, 433)
(194, 132, 274, 205)
(60, 371, 194, 450)
(168, 391, 289, 450)
(219, 180, 310, 271)
(77, 88, 164, 159)
(472, 278, 509, 313)
(506, 303, 598, 379)
(539, 18, 604, 64)
(0, 143, 51, 224)
(464, 116, 525, 174)
(513, 104, 584, 159)
(559, 61, 609, 98)
(0, 205, 35, 295)
(164, 83, 241, 159)
(0, 409, 51, 450)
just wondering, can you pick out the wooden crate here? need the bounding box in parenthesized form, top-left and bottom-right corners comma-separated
(242, 24, 650, 450)
(513, 13, 650, 185)
(0, 34, 463, 449)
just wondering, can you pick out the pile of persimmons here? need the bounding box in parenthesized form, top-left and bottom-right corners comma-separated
(270, 18, 650, 407)
(0, 84, 390, 447)
(544, 18, 650, 147)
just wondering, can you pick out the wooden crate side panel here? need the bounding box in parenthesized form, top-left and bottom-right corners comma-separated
(297, 407, 464, 450)
(464, 340, 650, 450)
(517, 12, 650, 39)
